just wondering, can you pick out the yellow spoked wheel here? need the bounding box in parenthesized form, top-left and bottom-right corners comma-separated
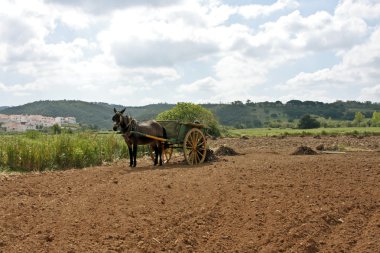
(183, 128, 207, 165)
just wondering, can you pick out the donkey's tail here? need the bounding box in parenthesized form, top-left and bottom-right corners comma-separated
(162, 127, 169, 149)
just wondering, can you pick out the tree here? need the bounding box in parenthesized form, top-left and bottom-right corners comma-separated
(371, 111, 380, 126)
(286, 100, 303, 106)
(231, 100, 244, 106)
(298, 114, 321, 129)
(246, 99, 254, 106)
(156, 102, 221, 136)
(353, 111, 365, 126)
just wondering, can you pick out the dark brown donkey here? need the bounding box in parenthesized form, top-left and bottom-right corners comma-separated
(112, 108, 167, 167)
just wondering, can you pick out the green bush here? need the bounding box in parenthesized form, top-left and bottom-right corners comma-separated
(298, 115, 321, 129)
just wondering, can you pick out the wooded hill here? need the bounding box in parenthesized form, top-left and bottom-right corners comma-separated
(0, 100, 379, 130)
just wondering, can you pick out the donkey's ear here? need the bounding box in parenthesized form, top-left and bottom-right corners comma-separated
(114, 108, 117, 113)
(120, 108, 126, 114)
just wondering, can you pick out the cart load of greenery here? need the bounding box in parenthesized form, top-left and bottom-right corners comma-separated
(156, 102, 221, 136)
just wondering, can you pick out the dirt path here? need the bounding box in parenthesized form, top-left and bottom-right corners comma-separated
(1, 136, 379, 253)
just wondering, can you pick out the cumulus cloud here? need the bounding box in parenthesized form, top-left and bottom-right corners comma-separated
(56, 9, 93, 30)
(279, 26, 380, 101)
(177, 52, 269, 103)
(255, 10, 367, 53)
(111, 40, 218, 67)
(335, 0, 380, 20)
(0, 82, 6, 92)
(238, 0, 299, 19)
(0, 17, 37, 45)
(288, 26, 380, 84)
(360, 84, 380, 101)
(44, 0, 183, 14)
(178, 77, 218, 93)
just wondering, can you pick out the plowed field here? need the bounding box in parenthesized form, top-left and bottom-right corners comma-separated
(1, 136, 379, 253)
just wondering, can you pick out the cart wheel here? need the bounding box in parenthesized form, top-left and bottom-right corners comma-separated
(183, 128, 207, 165)
(149, 145, 173, 164)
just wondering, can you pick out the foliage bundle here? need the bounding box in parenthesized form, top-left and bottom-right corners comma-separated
(0, 132, 132, 172)
(156, 102, 221, 136)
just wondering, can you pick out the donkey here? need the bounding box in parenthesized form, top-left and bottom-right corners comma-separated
(112, 108, 167, 167)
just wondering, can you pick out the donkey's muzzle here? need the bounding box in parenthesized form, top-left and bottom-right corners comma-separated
(113, 125, 118, 131)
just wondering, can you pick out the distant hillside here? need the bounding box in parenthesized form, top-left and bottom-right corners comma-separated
(206, 100, 380, 128)
(0, 100, 173, 130)
(1, 100, 379, 129)
(0, 106, 9, 111)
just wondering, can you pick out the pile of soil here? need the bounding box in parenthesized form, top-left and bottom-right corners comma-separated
(315, 144, 340, 152)
(291, 146, 318, 155)
(214, 145, 239, 156)
(204, 148, 218, 162)
(316, 144, 325, 151)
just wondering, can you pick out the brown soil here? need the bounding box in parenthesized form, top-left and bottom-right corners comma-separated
(1, 136, 380, 253)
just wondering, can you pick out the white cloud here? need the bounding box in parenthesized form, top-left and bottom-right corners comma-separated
(335, 0, 380, 20)
(56, 9, 93, 30)
(0, 17, 37, 45)
(255, 10, 367, 53)
(279, 26, 380, 101)
(238, 0, 299, 19)
(96, 2, 228, 67)
(290, 26, 380, 82)
(44, 0, 184, 14)
(110, 39, 218, 67)
(360, 84, 380, 101)
(341, 27, 380, 67)
(214, 54, 267, 88)
(178, 76, 218, 93)
(0, 82, 6, 91)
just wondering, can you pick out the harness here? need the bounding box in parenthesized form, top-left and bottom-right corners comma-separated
(117, 115, 137, 139)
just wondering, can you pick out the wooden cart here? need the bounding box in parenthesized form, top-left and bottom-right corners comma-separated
(131, 120, 208, 165)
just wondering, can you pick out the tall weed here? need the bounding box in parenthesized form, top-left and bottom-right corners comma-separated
(0, 133, 131, 172)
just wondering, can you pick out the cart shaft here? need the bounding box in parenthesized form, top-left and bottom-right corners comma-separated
(130, 131, 168, 142)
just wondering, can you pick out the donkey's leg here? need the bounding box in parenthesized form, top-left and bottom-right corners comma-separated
(132, 143, 137, 167)
(153, 144, 159, 166)
(158, 143, 163, 166)
(128, 144, 133, 167)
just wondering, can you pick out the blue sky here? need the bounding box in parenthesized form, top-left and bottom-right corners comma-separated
(0, 0, 379, 106)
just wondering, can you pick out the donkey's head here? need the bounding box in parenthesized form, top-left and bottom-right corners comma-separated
(112, 108, 126, 131)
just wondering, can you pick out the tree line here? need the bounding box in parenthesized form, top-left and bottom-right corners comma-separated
(1, 99, 379, 130)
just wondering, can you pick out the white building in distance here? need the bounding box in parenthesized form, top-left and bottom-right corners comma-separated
(0, 114, 77, 132)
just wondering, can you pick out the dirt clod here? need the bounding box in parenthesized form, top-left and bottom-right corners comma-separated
(304, 239, 320, 253)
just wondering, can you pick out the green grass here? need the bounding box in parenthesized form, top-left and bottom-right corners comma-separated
(0, 132, 140, 172)
(228, 127, 380, 137)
